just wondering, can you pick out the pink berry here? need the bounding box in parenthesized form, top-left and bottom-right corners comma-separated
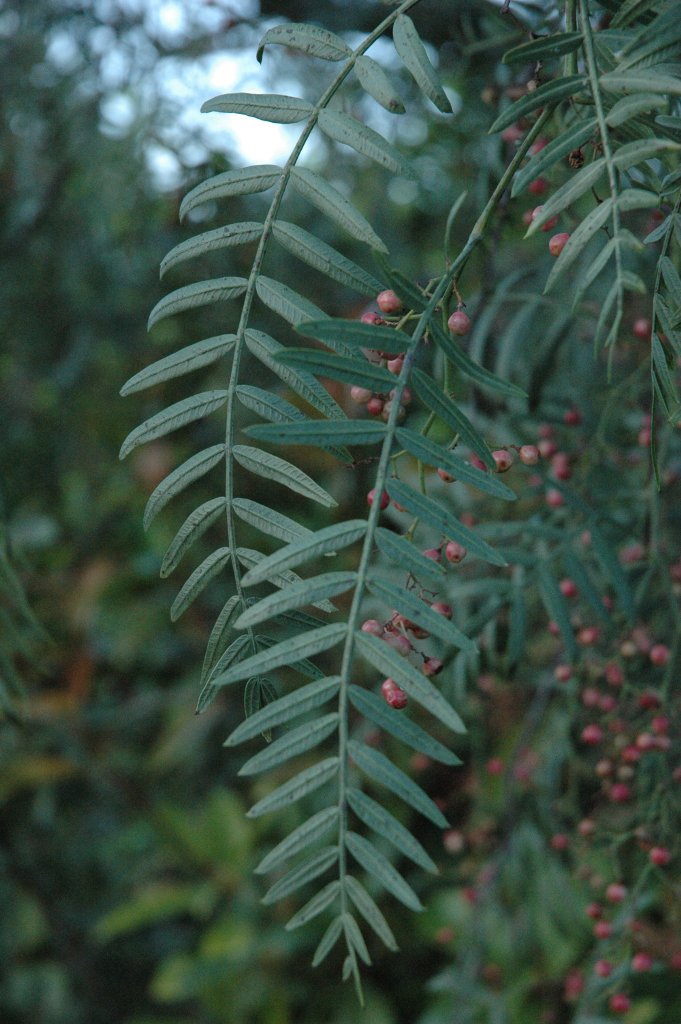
(422, 657, 443, 677)
(606, 883, 627, 904)
(594, 920, 612, 940)
(431, 601, 453, 619)
(519, 444, 540, 465)
(548, 232, 570, 256)
(605, 663, 624, 687)
(633, 317, 651, 341)
(578, 819, 596, 838)
(360, 311, 383, 325)
(366, 396, 384, 416)
(361, 619, 384, 637)
(563, 407, 582, 426)
(651, 715, 669, 735)
(445, 541, 467, 564)
(586, 902, 603, 920)
(448, 310, 472, 336)
(632, 952, 653, 972)
(529, 177, 548, 195)
(595, 959, 613, 978)
(551, 833, 569, 850)
(387, 356, 404, 375)
(492, 449, 513, 472)
(581, 724, 604, 745)
(649, 846, 671, 866)
(350, 385, 373, 404)
(501, 123, 524, 144)
(551, 452, 572, 480)
(376, 289, 402, 315)
(610, 783, 632, 803)
(554, 664, 572, 682)
(530, 138, 548, 155)
(649, 643, 669, 666)
(486, 757, 504, 776)
(367, 488, 389, 510)
(386, 686, 408, 709)
(609, 994, 631, 1015)
(578, 626, 600, 646)
(546, 488, 564, 508)
(423, 547, 441, 563)
(538, 438, 557, 458)
(559, 578, 578, 599)
(384, 633, 412, 657)
(437, 467, 455, 483)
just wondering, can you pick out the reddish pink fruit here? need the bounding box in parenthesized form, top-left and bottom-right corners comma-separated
(578, 626, 600, 646)
(606, 883, 627, 904)
(423, 547, 441, 563)
(586, 902, 603, 920)
(486, 757, 504, 776)
(350, 385, 373, 404)
(519, 444, 540, 465)
(529, 177, 548, 195)
(554, 664, 572, 682)
(366, 396, 384, 416)
(559, 578, 578, 598)
(649, 846, 671, 866)
(649, 643, 670, 666)
(550, 833, 569, 850)
(384, 633, 412, 657)
(367, 488, 389, 510)
(448, 310, 472, 336)
(633, 316, 651, 340)
(501, 124, 524, 144)
(609, 994, 631, 1015)
(551, 452, 572, 480)
(546, 488, 564, 508)
(578, 819, 596, 838)
(431, 601, 453, 619)
(595, 959, 613, 978)
(492, 449, 513, 472)
(563, 407, 582, 426)
(632, 952, 653, 972)
(445, 541, 467, 564)
(361, 311, 383, 325)
(548, 232, 570, 256)
(530, 138, 549, 155)
(437, 467, 455, 483)
(563, 968, 584, 1000)
(605, 662, 624, 687)
(581, 724, 604, 745)
(386, 687, 408, 709)
(376, 289, 402, 315)
(539, 437, 557, 458)
(610, 783, 632, 803)
(361, 619, 384, 637)
(594, 920, 613, 940)
(651, 715, 669, 735)
(423, 657, 444, 677)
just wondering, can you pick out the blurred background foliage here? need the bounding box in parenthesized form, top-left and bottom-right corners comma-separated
(1, 1, 680, 1022)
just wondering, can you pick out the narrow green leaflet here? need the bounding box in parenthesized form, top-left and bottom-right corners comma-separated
(160, 224, 261, 278)
(247, 757, 340, 818)
(395, 428, 516, 500)
(255, 275, 327, 326)
(256, 806, 339, 875)
(240, 711, 338, 777)
(210, 623, 346, 689)
(355, 631, 467, 735)
(225, 675, 341, 746)
(503, 31, 583, 63)
(286, 881, 341, 932)
(232, 445, 337, 508)
(543, 201, 613, 293)
(344, 875, 398, 952)
(242, 520, 368, 585)
(235, 572, 356, 629)
(345, 831, 423, 912)
(236, 384, 308, 425)
(272, 222, 383, 295)
(143, 445, 224, 531)
(347, 786, 438, 872)
(537, 563, 577, 662)
(232, 498, 313, 546)
(525, 160, 606, 233)
(392, 14, 452, 113)
(297, 318, 410, 356)
(289, 167, 388, 252)
(236, 390, 353, 470)
(161, 497, 225, 578)
(343, 911, 371, 966)
(374, 528, 446, 585)
(276, 348, 396, 391)
(386, 479, 507, 567)
(354, 55, 405, 114)
(201, 92, 313, 122)
(605, 92, 667, 127)
(348, 739, 448, 828)
(120, 335, 236, 395)
(367, 577, 476, 652)
(613, 139, 681, 170)
(201, 596, 243, 684)
(512, 118, 596, 196)
(148, 278, 248, 331)
(411, 369, 495, 469)
(661, 256, 681, 310)
(236, 549, 337, 614)
(262, 846, 339, 905)
(196, 634, 250, 714)
(312, 915, 344, 966)
(257, 22, 351, 63)
(600, 72, 681, 97)
(244, 676, 277, 727)
(348, 686, 461, 767)
(170, 547, 231, 622)
(179, 165, 281, 220)
(317, 109, 415, 180)
(489, 76, 586, 133)
(246, 420, 386, 447)
(562, 552, 610, 626)
(245, 330, 347, 422)
(120, 391, 228, 459)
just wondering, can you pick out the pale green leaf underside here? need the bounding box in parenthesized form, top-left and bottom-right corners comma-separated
(349, 738, 448, 828)
(312, 914, 344, 966)
(161, 497, 225, 578)
(242, 519, 368, 585)
(196, 633, 250, 714)
(544, 200, 614, 292)
(240, 711, 339, 777)
(286, 881, 341, 932)
(395, 428, 517, 500)
(430, 323, 527, 399)
(297, 318, 410, 356)
(354, 55, 405, 114)
(256, 806, 340, 875)
(347, 785, 438, 873)
(257, 22, 351, 63)
(120, 335, 236, 396)
(600, 71, 681, 96)
(170, 547, 232, 622)
(367, 576, 475, 652)
(410, 369, 495, 469)
(235, 571, 357, 630)
(289, 167, 388, 252)
(201, 596, 242, 684)
(272, 221, 383, 295)
(144, 445, 224, 531)
(345, 831, 423, 912)
(348, 685, 462, 767)
(201, 92, 313, 122)
(503, 31, 582, 63)
(392, 14, 452, 113)
(256, 275, 328, 326)
(247, 757, 340, 818)
(120, 391, 228, 459)
(245, 329, 347, 422)
(232, 444, 337, 508)
(277, 348, 396, 391)
(374, 527, 446, 585)
(262, 846, 339, 905)
(232, 497, 313, 546)
(210, 623, 347, 689)
(345, 874, 398, 952)
(246, 420, 386, 448)
(235, 548, 337, 614)
(148, 277, 247, 331)
(489, 76, 586, 134)
(343, 911, 371, 966)
(160, 224, 262, 278)
(225, 675, 341, 746)
(317, 109, 415, 179)
(179, 165, 280, 221)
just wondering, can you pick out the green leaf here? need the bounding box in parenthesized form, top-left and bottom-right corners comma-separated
(367, 576, 476, 652)
(317, 109, 415, 179)
(245, 330, 347, 421)
(562, 552, 611, 626)
(247, 757, 340, 818)
(272, 222, 383, 295)
(345, 831, 423, 912)
(196, 633, 250, 714)
(256, 806, 339, 875)
(257, 22, 351, 63)
(543, 200, 613, 293)
(297, 318, 410, 356)
(287, 881, 341, 932)
(179, 165, 281, 220)
(237, 390, 352, 468)
(242, 520, 368, 586)
(395, 428, 517, 500)
(613, 138, 681, 170)
(144, 444, 224, 531)
(348, 739, 448, 828)
(503, 31, 583, 63)
(372, 253, 428, 313)
(537, 563, 576, 662)
(236, 549, 337, 614)
(255, 275, 327, 326)
(225, 675, 341, 746)
(160, 497, 225, 578)
(386, 479, 507, 567)
(512, 118, 597, 197)
(348, 686, 461, 768)
(354, 55, 405, 114)
(393, 14, 452, 113)
(661, 256, 681, 310)
(312, 915, 344, 965)
(411, 369, 495, 469)
(232, 445, 337, 508)
(586, 530, 633, 621)
(600, 72, 681, 97)
(605, 92, 668, 127)
(246, 419, 386, 448)
(120, 335, 236, 395)
(235, 572, 356, 629)
(374, 528, 446, 585)
(342, 911, 371, 965)
(148, 278, 248, 331)
(344, 875, 398, 952)
(201, 92, 313, 122)
(201, 596, 242, 684)
(160, 224, 262, 278)
(239, 711, 339, 777)
(262, 847, 338, 905)
(170, 547, 231, 622)
(211, 623, 346, 689)
(243, 676, 277, 736)
(120, 391, 228, 459)
(289, 167, 388, 252)
(232, 498, 313, 546)
(489, 76, 586, 133)
(347, 786, 438, 872)
(276, 348, 396, 391)
(525, 160, 606, 233)
(355, 631, 466, 735)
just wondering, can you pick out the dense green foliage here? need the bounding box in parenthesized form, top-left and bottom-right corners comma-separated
(2, 0, 680, 1021)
